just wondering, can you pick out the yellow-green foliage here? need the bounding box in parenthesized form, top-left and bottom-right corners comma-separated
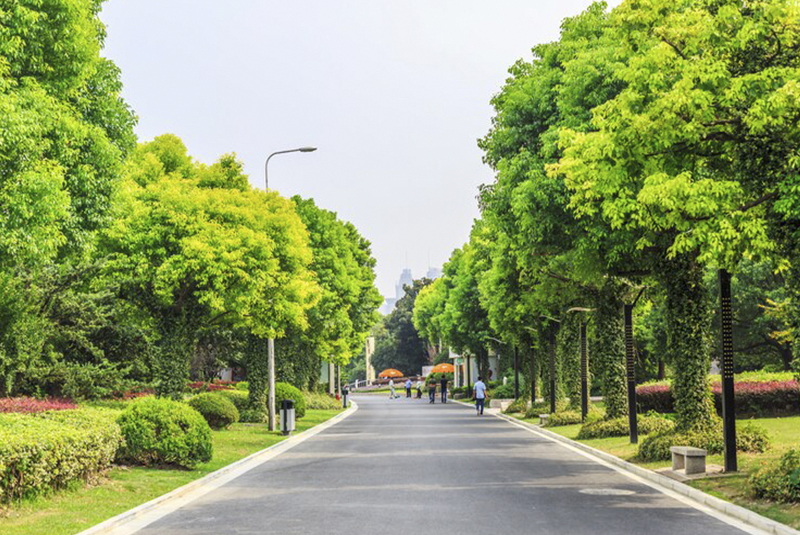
(0, 409, 122, 503)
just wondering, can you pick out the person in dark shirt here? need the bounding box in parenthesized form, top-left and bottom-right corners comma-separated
(440, 376, 448, 403)
(427, 380, 436, 403)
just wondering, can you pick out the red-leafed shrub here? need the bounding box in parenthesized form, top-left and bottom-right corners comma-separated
(187, 381, 235, 392)
(0, 397, 78, 414)
(635, 384, 673, 413)
(120, 389, 155, 400)
(637, 380, 800, 417)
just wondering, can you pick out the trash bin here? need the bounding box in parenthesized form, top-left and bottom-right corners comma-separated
(280, 399, 295, 436)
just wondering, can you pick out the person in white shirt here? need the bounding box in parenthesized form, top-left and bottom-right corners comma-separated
(473, 376, 487, 415)
(404, 378, 413, 398)
(415, 379, 423, 398)
(389, 379, 396, 399)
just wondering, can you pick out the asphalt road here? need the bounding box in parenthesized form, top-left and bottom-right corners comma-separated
(138, 395, 756, 535)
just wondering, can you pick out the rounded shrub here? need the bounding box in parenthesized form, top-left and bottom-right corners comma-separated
(235, 381, 249, 391)
(490, 383, 515, 399)
(216, 390, 249, 413)
(274, 382, 306, 419)
(188, 393, 239, 430)
(116, 397, 212, 468)
(503, 397, 528, 414)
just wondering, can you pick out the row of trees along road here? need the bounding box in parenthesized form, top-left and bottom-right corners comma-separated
(0, 0, 381, 416)
(412, 0, 800, 438)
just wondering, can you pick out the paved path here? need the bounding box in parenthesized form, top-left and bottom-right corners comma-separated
(139, 396, 756, 535)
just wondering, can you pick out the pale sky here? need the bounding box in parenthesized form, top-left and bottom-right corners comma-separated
(99, 0, 620, 298)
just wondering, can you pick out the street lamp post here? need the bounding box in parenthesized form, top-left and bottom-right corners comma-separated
(264, 146, 317, 432)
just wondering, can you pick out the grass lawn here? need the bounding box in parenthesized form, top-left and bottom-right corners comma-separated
(0, 409, 342, 535)
(509, 410, 800, 530)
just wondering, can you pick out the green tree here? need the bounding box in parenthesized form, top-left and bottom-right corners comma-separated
(102, 136, 318, 398)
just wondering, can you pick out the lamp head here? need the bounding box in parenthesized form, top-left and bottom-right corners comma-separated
(299, 146, 317, 152)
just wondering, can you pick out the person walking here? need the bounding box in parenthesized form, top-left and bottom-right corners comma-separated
(342, 384, 349, 409)
(428, 379, 436, 403)
(405, 378, 412, 398)
(473, 376, 487, 415)
(440, 375, 448, 404)
(388, 379, 397, 399)
(415, 379, 423, 399)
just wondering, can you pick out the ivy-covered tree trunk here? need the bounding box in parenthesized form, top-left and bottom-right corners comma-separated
(244, 335, 269, 422)
(558, 313, 581, 409)
(156, 312, 194, 399)
(594, 280, 627, 419)
(528, 346, 538, 403)
(660, 254, 716, 433)
(541, 324, 565, 404)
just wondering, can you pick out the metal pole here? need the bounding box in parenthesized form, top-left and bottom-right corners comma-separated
(580, 322, 589, 422)
(514, 346, 520, 400)
(624, 304, 638, 444)
(263, 146, 315, 432)
(530, 347, 536, 406)
(549, 326, 556, 414)
(719, 269, 738, 472)
(267, 337, 276, 431)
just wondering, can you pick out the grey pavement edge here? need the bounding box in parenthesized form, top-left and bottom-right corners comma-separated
(483, 402, 799, 535)
(76, 401, 359, 535)
(119, 396, 784, 535)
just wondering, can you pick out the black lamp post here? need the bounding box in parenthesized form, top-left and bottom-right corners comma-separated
(719, 269, 738, 472)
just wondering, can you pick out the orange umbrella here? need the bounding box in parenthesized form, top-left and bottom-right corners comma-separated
(378, 368, 403, 378)
(430, 363, 454, 374)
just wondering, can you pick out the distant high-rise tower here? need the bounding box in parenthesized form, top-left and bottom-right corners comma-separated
(395, 268, 414, 300)
(426, 266, 442, 280)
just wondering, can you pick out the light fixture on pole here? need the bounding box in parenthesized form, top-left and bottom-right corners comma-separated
(264, 146, 317, 432)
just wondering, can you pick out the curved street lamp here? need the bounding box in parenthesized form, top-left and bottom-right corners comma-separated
(263, 146, 317, 431)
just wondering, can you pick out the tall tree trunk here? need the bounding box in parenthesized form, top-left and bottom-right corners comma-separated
(594, 279, 628, 419)
(156, 311, 194, 400)
(660, 254, 716, 433)
(244, 335, 269, 422)
(558, 313, 581, 408)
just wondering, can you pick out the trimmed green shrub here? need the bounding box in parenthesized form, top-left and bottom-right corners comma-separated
(117, 397, 212, 468)
(490, 383, 515, 399)
(545, 409, 602, 427)
(524, 401, 566, 419)
(503, 398, 528, 414)
(0, 408, 122, 503)
(274, 383, 306, 419)
(235, 381, 249, 391)
(304, 391, 342, 410)
(750, 449, 800, 503)
(188, 393, 239, 430)
(217, 390, 249, 413)
(577, 414, 675, 440)
(637, 421, 771, 462)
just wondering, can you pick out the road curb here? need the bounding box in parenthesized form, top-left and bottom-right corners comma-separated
(488, 409, 799, 535)
(77, 401, 359, 535)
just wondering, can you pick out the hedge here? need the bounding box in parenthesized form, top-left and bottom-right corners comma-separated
(217, 389, 249, 412)
(0, 408, 122, 503)
(577, 414, 675, 440)
(637, 380, 800, 417)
